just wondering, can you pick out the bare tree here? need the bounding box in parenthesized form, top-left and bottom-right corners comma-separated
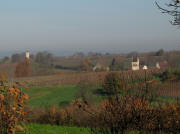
(156, 0, 180, 25)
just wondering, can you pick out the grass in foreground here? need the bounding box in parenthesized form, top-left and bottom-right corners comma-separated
(28, 123, 90, 134)
(27, 123, 139, 134)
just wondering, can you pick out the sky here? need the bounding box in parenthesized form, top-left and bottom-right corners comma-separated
(0, 0, 180, 57)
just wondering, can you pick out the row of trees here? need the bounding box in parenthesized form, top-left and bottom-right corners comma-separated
(13, 51, 54, 77)
(0, 51, 53, 65)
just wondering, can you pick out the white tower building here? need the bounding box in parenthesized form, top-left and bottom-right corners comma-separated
(26, 51, 30, 59)
(132, 57, 140, 71)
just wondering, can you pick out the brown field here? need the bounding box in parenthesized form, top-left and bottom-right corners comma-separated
(154, 82, 180, 97)
(0, 63, 16, 77)
(12, 68, 180, 98)
(14, 69, 162, 86)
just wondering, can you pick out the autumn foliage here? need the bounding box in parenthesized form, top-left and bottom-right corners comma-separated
(15, 59, 31, 78)
(81, 59, 91, 71)
(72, 95, 180, 134)
(0, 75, 29, 134)
(72, 72, 180, 134)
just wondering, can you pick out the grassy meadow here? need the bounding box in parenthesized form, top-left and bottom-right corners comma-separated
(25, 85, 104, 107)
(28, 124, 90, 134)
(28, 124, 139, 134)
(25, 84, 180, 108)
(26, 85, 78, 107)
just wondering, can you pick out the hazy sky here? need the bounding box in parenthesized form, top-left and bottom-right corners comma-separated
(0, 0, 180, 56)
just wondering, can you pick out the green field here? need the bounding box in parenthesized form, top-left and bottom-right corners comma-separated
(27, 124, 139, 134)
(25, 85, 104, 107)
(26, 85, 79, 107)
(25, 84, 180, 107)
(28, 124, 90, 134)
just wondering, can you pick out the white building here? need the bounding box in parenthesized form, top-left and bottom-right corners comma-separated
(132, 57, 139, 71)
(93, 63, 102, 71)
(26, 51, 30, 59)
(156, 62, 160, 69)
(143, 65, 148, 70)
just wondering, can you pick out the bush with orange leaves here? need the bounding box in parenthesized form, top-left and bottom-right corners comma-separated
(26, 106, 73, 126)
(75, 95, 180, 134)
(0, 75, 29, 134)
(23, 96, 180, 133)
(150, 103, 180, 134)
(15, 59, 31, 78)
(73, 72, 179, 133)
(25, 99, 93, 127)
(83, 96, 153, 134)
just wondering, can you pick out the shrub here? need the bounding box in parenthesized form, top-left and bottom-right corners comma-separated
(76, 95, 153, 134)
(159, 69, 180, 82)
(102, 72, 126, 96)
(25, 106, 74, 126)
(76, 95, 180, 134)
(15, 59, 31, 77)
(81, 59, 91, 71)
(25, 97, 180, 134)
(0, 74, 29, 134)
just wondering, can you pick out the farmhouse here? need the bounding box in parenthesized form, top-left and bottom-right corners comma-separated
(156, 62, 160, 69)
(93, 63, 110, 72)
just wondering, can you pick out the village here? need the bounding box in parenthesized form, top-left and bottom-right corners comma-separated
(1, 0, 180, 133)
(0, 49, 172, 78)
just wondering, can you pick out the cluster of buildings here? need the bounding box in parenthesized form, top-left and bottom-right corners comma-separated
(131, 57, 161, 71)
(25, 51, 162, 72)
(92, 56, 162, 72)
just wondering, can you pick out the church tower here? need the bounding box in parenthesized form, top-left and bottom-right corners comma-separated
(26, 51, 30, 59)
(132, 57, 139, 71)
